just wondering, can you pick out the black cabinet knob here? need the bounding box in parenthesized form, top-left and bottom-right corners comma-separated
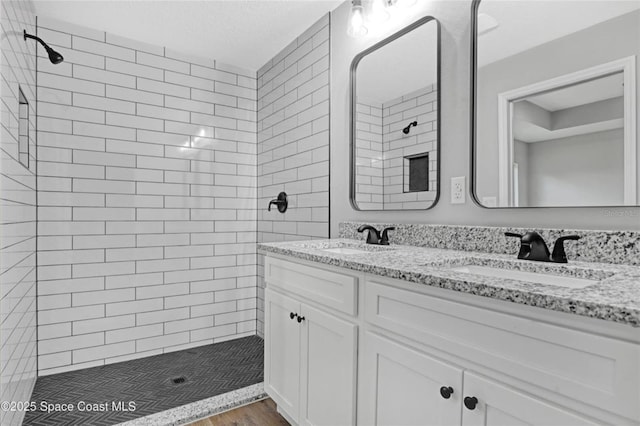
(464, 396, 478, 410)
(297, 315, 305, 323)
(439, 386, 454, 399)
(289, 312, 297, 320)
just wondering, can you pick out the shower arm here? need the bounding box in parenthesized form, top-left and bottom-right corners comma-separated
(23, 30, 46, 46)
(23, 29, 64, 64)
(402, 121, 418, 135)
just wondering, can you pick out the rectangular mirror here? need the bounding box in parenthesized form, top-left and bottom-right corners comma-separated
(472, 0, 639, 208)
(351, 17, 440, 211)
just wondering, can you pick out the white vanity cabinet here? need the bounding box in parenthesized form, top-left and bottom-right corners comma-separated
(358, 331, 464, 426)
(361, 277, 639, 426)
(461, 372, 600, 426)
(264, 257, 358, 426)
(264, 290, 301, 419)
(263, 255, 640, 426)
(359, 332, 599, 426)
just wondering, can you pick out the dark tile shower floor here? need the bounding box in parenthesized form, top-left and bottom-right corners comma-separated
(23, 335, 263, 426)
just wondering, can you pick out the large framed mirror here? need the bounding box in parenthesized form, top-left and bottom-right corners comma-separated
(472, 0, 639, 208)
(350, 16, 440, 211)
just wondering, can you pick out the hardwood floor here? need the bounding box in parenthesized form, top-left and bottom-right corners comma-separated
(190, 398, 290, 426)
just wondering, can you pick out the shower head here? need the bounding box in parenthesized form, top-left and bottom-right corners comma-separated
(23, 30, 64, 64)
(402, 121, 418, 135)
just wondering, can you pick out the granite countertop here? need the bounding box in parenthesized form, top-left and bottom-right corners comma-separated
(258, 239, 640, 327)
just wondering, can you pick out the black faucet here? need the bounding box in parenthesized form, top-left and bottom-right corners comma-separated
(268, 192, 288, 213)
(358, 225, 395, 245)
(358, 225, 380, 244)
(505, 232, 580, 263)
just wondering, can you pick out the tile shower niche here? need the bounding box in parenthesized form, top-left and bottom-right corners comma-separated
(18, 87, 29, 168)
(404, 152, 430, 192)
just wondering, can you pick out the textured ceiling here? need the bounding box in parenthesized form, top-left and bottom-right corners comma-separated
(32, 0, 343, 71)
(478, 0, 640, 67)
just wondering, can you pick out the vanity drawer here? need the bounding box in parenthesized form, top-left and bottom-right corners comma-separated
(364, 278, 640, 421)
(265, 257, 358, 316)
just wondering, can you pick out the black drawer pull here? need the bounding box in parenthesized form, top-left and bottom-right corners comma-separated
(289, 312, 297, 320)
(439, 386, 453, 399)
(297, 315, 305, 323)
(464, 396, 478, 410)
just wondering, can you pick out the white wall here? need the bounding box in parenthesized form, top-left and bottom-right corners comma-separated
(513, 140, 529, 206)
(330, 0, 640, 233)
(526, 130, 624, 206)
(476, 9, 640, 204)
(35, 17, 258, 375)
(357, 18, 437, 103)
(0, 1, 38, 424)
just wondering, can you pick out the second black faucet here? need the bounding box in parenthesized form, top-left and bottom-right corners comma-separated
(358, 225, 395, 245)
(505, 231, 580, 263)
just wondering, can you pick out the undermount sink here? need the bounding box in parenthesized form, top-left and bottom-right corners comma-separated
(322, 247, 370, 255)
(449, 265, 598, 289)
(312, 240, 397, 255)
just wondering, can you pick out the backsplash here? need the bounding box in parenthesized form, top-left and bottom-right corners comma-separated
(339, 222, 640, 266)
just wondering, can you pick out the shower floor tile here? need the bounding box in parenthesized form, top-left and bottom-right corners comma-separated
(23, 335, 263, 426)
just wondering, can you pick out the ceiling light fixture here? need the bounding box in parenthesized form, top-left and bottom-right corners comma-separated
(348, 0, 368, 37)
(347, 0, 418, 38)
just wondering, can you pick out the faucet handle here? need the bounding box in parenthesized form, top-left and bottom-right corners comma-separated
(380, 227, 395, 245)
(551, 235, 581, 263)
(267, 192, 288, 213)
(505, 232, 527, 259)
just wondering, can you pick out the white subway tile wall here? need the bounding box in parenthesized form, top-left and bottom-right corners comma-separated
(256, 15, 330, 336)
(354, 86, 438, 210)
(36, 17, 258, 375)
(355, 100, 384, 210)
(0, 1, 38, 424)
(382, 85, 438, 209)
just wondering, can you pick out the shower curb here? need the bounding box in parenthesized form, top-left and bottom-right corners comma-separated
(115, 382, 266, 426)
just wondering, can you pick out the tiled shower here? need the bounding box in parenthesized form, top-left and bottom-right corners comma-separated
(36, 15, 260, 375)
(1, 0, 330, 423)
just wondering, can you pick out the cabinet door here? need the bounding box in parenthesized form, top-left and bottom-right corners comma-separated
(299, 303, 357, 426)
(265, 289, 301, 421)
(461, 372, 600, 426)
(358, 331, 463, 426)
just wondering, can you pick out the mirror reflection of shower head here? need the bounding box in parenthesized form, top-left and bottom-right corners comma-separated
(23, 30, 64, 64)
(402, 121, 418, 134)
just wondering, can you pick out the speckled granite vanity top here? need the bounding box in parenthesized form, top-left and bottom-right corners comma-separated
(258, 239, 640, 327)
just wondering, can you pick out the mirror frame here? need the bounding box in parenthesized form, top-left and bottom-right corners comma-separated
(470, 0, 638, 209)
(349, 16, 441, 211)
